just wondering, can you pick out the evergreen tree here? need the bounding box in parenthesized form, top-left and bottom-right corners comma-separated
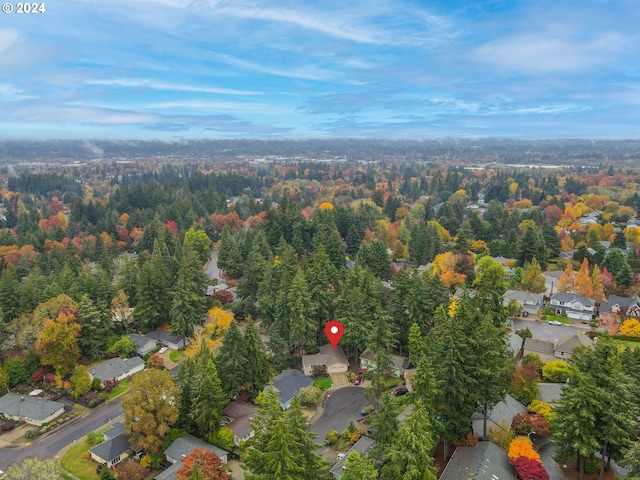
(603, 248, 633, 288)
(216, 322, 248, 399)
(407, 323, 423, 368)
(188, 345, 227, 439)
(517, 225, 541, 267)
(217, 225, 235, 273)
(288, 395, 328, 476)
(383, 399, 438, 480)
(20, 266, 46, 314)
(287, 268, 316, 356)
(244, 319, 271, 398)
(170, 251, 207, 343)
(0, 263, 22, 323)
(612, 230, 627, 250)
(305, 244, 338, 336)
(78, 294, 114, 360)
(366, 311, 396, 400)
(368, 393, 400, 465)
(542, 221, 560, 258)
(472, 256, 507, 325)
(341, 451, 378, 480)
(136, 242, 170, 329)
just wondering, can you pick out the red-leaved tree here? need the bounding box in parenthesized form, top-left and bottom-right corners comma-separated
(115, 459, 149, 480)
(176, 447, 229, 480)
(512, 412, 551, 438)
(510, 456, 549, 480)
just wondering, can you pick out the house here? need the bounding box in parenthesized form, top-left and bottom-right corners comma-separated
(0, 392, 65, 425)
(330, 436, 376, 480)
(302, 344, 349, 376)
(598, 295, 640, 332)
(523, 333, 594, 362)
(222, 400, 257, 446)
(506, 332, 524, 357)
(544, 270, 564, 297)
(360, 351, 408, 378)
(503, 289, 544, 316)
(549, 292, 595, 322)
(155, 434, 228, 480)
(146, 330, 186, 350)
(128, 333, 157, 356)
(89, 423, 132, 468)
(471, 394, 527, 439)
(538, 383, 567, 407)
(267, 369, 314, 409)
(440, 441, 517, 480)
(89, 357, 145, 385)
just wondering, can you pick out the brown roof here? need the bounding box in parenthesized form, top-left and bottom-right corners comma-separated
(223, 400, 257, 419)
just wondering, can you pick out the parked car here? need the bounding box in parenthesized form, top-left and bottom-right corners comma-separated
(159, 346, 168, 353)
(354, 368, 365, 385)
(360, 405, 375, 416)
(548, 320, 563, 326)
(394, 387, 409, 396)
(367, 427, 376, 435)
(337, 453, 346, 460)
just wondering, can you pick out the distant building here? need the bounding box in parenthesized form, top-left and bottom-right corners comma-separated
(302, 344, 349, 376)
(266, 369, 314, 409)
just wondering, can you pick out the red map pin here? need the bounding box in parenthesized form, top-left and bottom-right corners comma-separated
(325, 320, 344, 350)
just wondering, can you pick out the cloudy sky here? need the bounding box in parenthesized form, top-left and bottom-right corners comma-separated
(1, 0, 639, 139)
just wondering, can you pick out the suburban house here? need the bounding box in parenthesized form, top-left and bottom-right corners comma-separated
(155, 434, 228, 480)
(145, 330, 187, 350)
(544, 270, 564, 297)
(506, 332, 524, 357)
(440, 441, 517, 480)
(471, 394, 527, 438)
(222, 400, 257, 447)
(549, 292, 595, 322)
(523, 333, 594, 362)
(128, 333, 157, 356)
(330, 436, 376, 480)
(89, 422, 132, 468)
(538, 383, 567, 407)
(302, 344, 349, 376)
(89, 357, 145, 385)
(503, 289, 544, 316)
(360, 351, 408, 378)
(0, 392, 65, 425)
(599, 295, 640, 332)
(266, 369, 314, 409)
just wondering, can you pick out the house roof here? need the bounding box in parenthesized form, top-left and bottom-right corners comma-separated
(128, 333, 155, 349)
(146, 330, 184, 345)
(503, 289, 542, 305)
(471, 394, 526, 434)
(440, 441, 517, 480)
(599, 295, 640, 314)
(360, 351, 407, 370)
(506, 332, 523, 355)
(329, 436, 376, 477)
(302, 344, 348, 371)
(164, 434, 228, 462)
(223, 400, 257, 419)
(0, 392, 65, 422)
(89, 433, 131, 463)
(227, 414, 254, 440)
(154, 461, 181, 480)
(551, 292, 595, 307)
(89, 357, 144, 381)
(555, 333, 594, 353)
(104, 422, 125, 440)
(268, 369, 313, 405)
(538, 383, 567, 404)
(523, 338, 555, 356)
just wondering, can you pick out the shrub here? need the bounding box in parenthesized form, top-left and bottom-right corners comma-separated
(348, 429, 361, 444)
(488, 422, 515, 451)
(209, 427, 234, 452)
(88, 399, 98, 408)
(299, 386, 322, 407)
(146, 354, 164, 369)
(87, 431, 100, 445)
(26, 427, 39, 438)
(325, 430, 339, 444)
(453, 432, 480, 447)
(345, 372, 356, 383)
(528, 400, 556, 422)
(508, 436, 541, 463)
(1, 422, 15, 432)
(542, 360, 571, 383)
(510, 456, 549, 480)
(512, 412, 551, 437)
(91, 378, 103, 391)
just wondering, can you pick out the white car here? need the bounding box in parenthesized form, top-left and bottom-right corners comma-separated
(548, 320, 563, 326)
(158, 346, 168, 354)
(337, 453, 346, 460)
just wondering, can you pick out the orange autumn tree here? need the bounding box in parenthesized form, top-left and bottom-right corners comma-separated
(432, 251, 467, 289)
(557, 263, 574, 293)
(573, 258, 594, 298)
(176, 447, 229, 480)
(35, 311, 81, 377)
(508, 436, 541, 464)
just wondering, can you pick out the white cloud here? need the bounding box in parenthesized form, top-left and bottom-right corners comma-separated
(85, 78, 261, 95)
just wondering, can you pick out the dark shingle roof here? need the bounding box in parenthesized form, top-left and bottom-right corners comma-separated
(330, 436, 376, 477)
(538, 383, 566, 404)
(104, 422, 125, 440)
(523, 338, 554, 356)
(555, 333, 594, 353)
(128, 333, 154, 349)
(164, 434, 228, 462)
(551, 292, 595, 307)
(269, 369, 313, 405)
(0, 392, 65, 422)
(89, 357, 144, 381)
(599, 295, 640, 314)
(440, 441, 517, 480)
(146, 330, 184, 345)
(89, 433, 131, 463)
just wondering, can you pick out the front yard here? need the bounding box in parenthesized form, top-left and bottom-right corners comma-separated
(60, 435, 101, 480)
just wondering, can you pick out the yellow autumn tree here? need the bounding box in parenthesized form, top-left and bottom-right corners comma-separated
(620, 319, 640, 338)
(185, 307, 233, 356)
(433, 252, 466, 289)
(557, 263, 574, 293)
(573, 258, 593, 298)
(590, 265, 606, 303)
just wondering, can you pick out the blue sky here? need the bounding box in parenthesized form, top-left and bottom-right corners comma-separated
(1, 0, 639, 139)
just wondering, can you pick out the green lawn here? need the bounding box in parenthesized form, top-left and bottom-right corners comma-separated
(313, 377, 333, 390)
(169, 351, 185, 363)
(545, 314, 571, 324)
(106, 378, 128, 400)
(611, 339, 640, 348)
(60, 438, 100, 480)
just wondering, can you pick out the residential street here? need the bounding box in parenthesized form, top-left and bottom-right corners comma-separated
(510, 318, 600, 341)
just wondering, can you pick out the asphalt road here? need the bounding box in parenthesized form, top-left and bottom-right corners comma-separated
(0, 398, 124, 471)
(309, 387, 375, 446)
(510, 318, 599, 342)
(204, 249, 223, 282)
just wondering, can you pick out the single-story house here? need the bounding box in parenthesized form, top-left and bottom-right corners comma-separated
(267, 369, 313, 409)
(89, 423, 131, 468)
(223, 400, 257, 447)
(598, 295, 640, 331)
(471, 394, 527, 439)
(155, 434, 228, 480)
(330, 436, 376, 480)
(538, 383, 567, 407)
(506, 332, 524, 357)
(360, 351, 408, 378)
(128, 333, 157, 356)
(89, 357, 145, 385)
(523, 333, 594, 362)
(550, 292, 595, 322)
(0, 392, 65, 425)
(440, 441, 517, 480)
(503, 289, 544, 316)
(302, 344, 349, 376)
(146, 330, 186, 350)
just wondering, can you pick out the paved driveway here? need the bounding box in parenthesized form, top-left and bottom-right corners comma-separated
(309, 386, 374, 446)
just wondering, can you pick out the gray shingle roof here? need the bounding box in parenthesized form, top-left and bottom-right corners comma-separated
(507, 332, 523, 355)
(523, 338, 555, 356)
(0, 392, 65, 422)
(268, 369, 313, 406)
(128, 333, 154, 349)
(104, 422, 125, 440)
(146, 330, 184, 345)
(538, 383, 566, 404)
(164, 434, 228, 462)
(471, 394, 527, 435)
(330, 436, 376, 477)
(440, 441, 517, 480)
(551, 292, 595, 307)
(89, 433, 131, 463)
(555, 333, 594, 353)
(89, 357, 144, 381)
(302, 344, 348, 371)
(599, 295, 640, 314)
